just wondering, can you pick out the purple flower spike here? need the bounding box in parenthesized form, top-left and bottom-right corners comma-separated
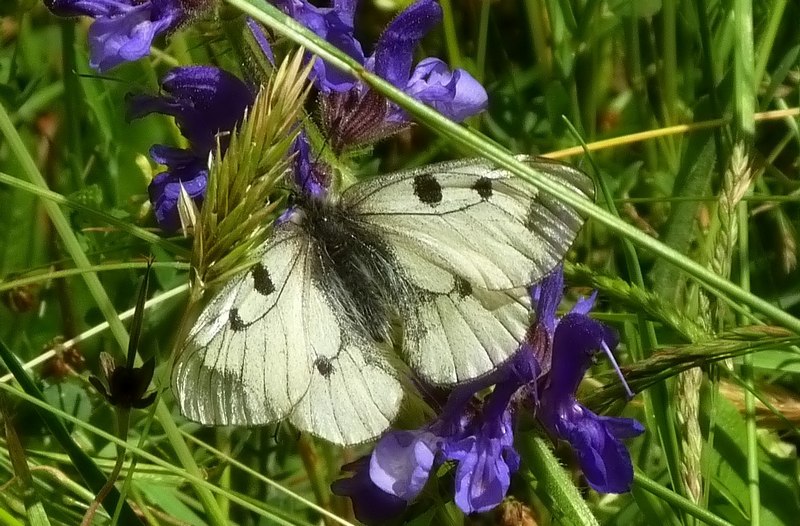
(128, 66, 253, 232)
(45, 0, 184, 72)
(331, 458, 407, 525)
(539, 312, 644, 493)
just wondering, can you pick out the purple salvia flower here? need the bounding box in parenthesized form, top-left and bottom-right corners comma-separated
(369, 0, 487, 123)
(128, 66, 253, 231)
(537, 311, 644, 493)
(333, 265, 643, 518)
(276, 0, 487, 151)
(128, 66, 254, 154)
(531, 265, 643, 493)
(45, 0, 184, 72)
(338, 372, 526, 519)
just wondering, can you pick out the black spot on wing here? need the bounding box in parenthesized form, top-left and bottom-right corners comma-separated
(251, 262, 275, 296)
(472, 177, 493, 200)
(315, 357, 334, 378)
(453, 276, 472, 298)
(413, 173, 442, 205)
(229, 308, 246, 332)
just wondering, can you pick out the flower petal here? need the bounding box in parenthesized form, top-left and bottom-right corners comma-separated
(404, 58, 488, 122)
(553, 404, 643, 493)
(369, 430, 438, 501)
(373, 0, 442, 87)
(275, 0, 364, 92)
(86, 0, 183, 72)
(147, 145, 207, 232)
(133, 66, 252, 153)
(446, 410, 518, 513)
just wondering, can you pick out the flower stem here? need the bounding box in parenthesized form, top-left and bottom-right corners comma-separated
(519, 434, 599, 526)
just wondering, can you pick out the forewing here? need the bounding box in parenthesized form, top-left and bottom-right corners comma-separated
(173, 229, 320, 425)
(343, 157, 594, 291)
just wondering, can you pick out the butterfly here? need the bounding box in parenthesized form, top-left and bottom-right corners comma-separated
(172, 157, 594, 445)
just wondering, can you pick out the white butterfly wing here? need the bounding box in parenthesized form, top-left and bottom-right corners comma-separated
(344, 157, 593, 290)
(172, 227, 404, 444)
(404, 284, 531, 384)
(343, 157, 593, 384)
(289, 334, 404, 445)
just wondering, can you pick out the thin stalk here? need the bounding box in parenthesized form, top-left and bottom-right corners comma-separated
(733, 0, 755, 138)
(518, 435, 599, 526)
(475, 0, 490, 84)
(297, 435, 333, 526)
(523, 0, 553, 78)
(661, 0, 677, 125)
(739, 198, 759, 526)
(59, 21, 84, 191)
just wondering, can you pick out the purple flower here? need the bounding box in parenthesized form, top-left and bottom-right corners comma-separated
(277, 131, 331, 225)
(146, 146, 208, 231)
(445, 404, 520, 513)
(367, 0, 487, 123)
(128, 66, 254, 154)
(45, 0, 184, 72)
(332, 265, 643, 518)
(273, 0, 364, 93)
(128, 66, 253, 231)
(335, 374, 524, 520)
(532, 267, 644, 494)
(289, 131, 329, 199)
(276, 0, 487, 150)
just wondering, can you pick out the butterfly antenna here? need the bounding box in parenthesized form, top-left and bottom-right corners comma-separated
(75, 71, 147, 91)
(600, 340, 634, 399)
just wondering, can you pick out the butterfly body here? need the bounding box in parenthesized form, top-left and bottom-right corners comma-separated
(297, 196, 403, 344)
(174, 158, 594, 445)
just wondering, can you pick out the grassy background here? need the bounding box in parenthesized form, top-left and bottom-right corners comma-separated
(1, 0, 800, 524)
